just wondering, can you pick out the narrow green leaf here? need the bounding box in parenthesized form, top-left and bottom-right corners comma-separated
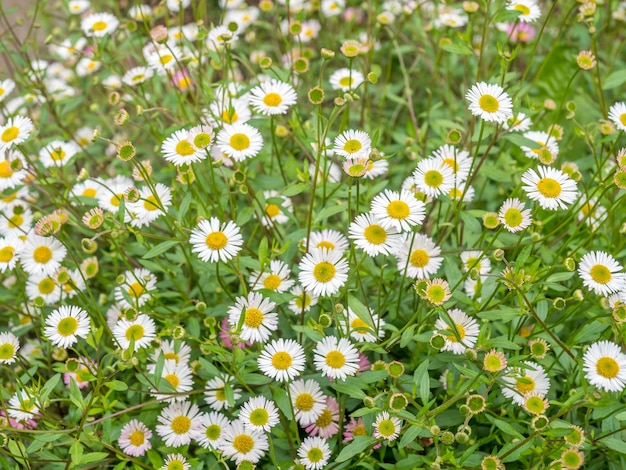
(335, 436, 376, 462)
(142, 240, 179, 259)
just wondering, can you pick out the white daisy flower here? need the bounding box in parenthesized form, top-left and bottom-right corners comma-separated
(466, 82, 514, 123)
(333, 129, 371, 158)
(186, 125, 213, 151)
(118, 419, 153, 457)
(0, 78, 16, 102)
(583, 341, 626, 392)
(0, 331, 20, 364)
(502, 361, 550, 406)
(413, 158, 456, 198)
(504, 112, 533, 132)
(363, 158, 389, 180)
(128, 5, 153, 21)
(216, 123, 263, 161)
(227, 292, 278, 344)
(161, 453, 189, 470)
(166, 0, 191, 12)
(373, 411, 402, 441)
(114, 268, 157, 309)
(249, 79, 298, 115)
(155, 401, 205, 448)
(460, 251, 491, 275)
(146, 44, 182, 73)
(189, 217, 244, 263)
(435, 308, 480, 355)
(8, 390, 39, 422)
(521, 165, 578, 210)
(206, 25, 239, 51)
(26, 274, 61, 304)
(122, 66, 154, 86)
(96, 176, 134, 220)
(258, 338, 306, 382)
(0, 205, 33, 237)
(129, 183, 172, 228)
(0, 115, 35, 151)
(44, 305, 90, 349)
(0, 151, 27, 191)
(197, 411, 229, 450)
(305, 229, 349, 254)
(340, 307, 385, 343)
(289, 379, 326, 425)
(250, 259, 295, 293)
(220, 419, 269, 464)
(239, 396, 280, 432)
(206, 97, 251, 126)
(396, 233, 443, 279)
(578, 251, 626, 296)
(68, 0, 90, 14)
(113, 314, 156, 349)
(20, 233, 67, 277)
(262, 190, 292, 227)
(329, 68, 364, 91)
(161, 129, 205, 166)
(608, 101, 626, 132)
(39, 140, 80, 168)
(75, 58, 101, 77)
(151, 359, 194, 402)
(313, 335, 360, 381)
(520, 131, 559, 160)
(498, 198, 532, 232)
(297, 436, 331, 470)
(507, 0, 541, 23)
(204, 375, 241, 411)
(348, 212, 401, 257)
(431, 144, 473, 183)
(151, 339, 192, 365)
(81, 12, 120, 37)
(288, 284, 318, 314)
(0, 234, 23, 272)
(370, 189, 426, 232)
(298, 248, 349, 297)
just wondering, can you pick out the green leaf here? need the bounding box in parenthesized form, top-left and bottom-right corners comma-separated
(602, 70, 626, 90)
(413, 359, 430, 405)
(282, 183, 309, 196)
(70, 440, 83, 464)
(441, 42, 474, 55)
(80, 452, 109, 464)
(399, 425, 424, 448)
(546, 272, 575, 283)
(177, 191, 193, 223)
(486, 415, 524, 439)
(40, 373, 61, 403)
(69, 378, 84, 411)
(142, 240, 179, 259)
(314, 203, 347, 223)
(601, 438, 626, 454)
(502, 132, 541, 148)
(271, 385, 293, 420)
(104, 380, 128, 391)
(258, 237, 268, 269)
(335, 436, 376, 462)
(332, 381, 367, 400)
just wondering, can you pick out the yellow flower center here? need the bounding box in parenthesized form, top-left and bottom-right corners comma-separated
(515, 375, 535, 394)
(325, 350, 346, 369)
(9, 214, 23, 228)
(132, 74, 145, 82)
(82, 188, 96, 198)
(377, 419, 396, 437)
(295, 393, 314, 411)
(263, 92, 282, 107)
(193, 133, 211, 148)
(38, 277, 56, 294)
(1, 126, 19, 143)
(386, 200, 410, 219)
(230, 133, 250, 151)
(272, 351, 293, 370)
(410, 249, 429, 268)
(215, 388, 226, 401)
(363, 224, 387, 245)
(339, 76, 353, 87)
(128, 282, 144, 298)
(33, 246, 53, 264)
(0, 246, 14, 263)
(536, 177, 562, 198)
(0, 343, 15, 360)
(442, 158, 459, 172)
(0, 161, 13, 178)
(164, 352, 179, 362)
(57, 317, 79, 337)
(265, 204, 280, 218)
(143, 195, 159, 211)
(244, 307, 264, 328)
(525, 396, 546, 414)
(316, 241, 335, 250)
(175, 139, 195, 156)
(352, 423, 367, 436)
(233, 434, 254, 453)
(514, 4, 531, 15)
(249, 408, 269, 426)
(222, 110, 238, 124)
(446, 323, 466, 342)
(205, 231, 227, 250)
(313, 261, 336, 283)
(263, 274, 281, 290)
(125, 324, 145, 342)
(110, 193, 123, 207)
(178, 77, 192, 89)
(307, 447, 324, 463)
(160, 55, 174, 65)
(504, 208, 523, 227)
(424, 170, 444, 188)
(206, 424, 221, 440)
(484, 354, 504, 372)
(129, 430, 145, 446)
(589, 264, 611, 284)
(596, 356, 619, 378)
(479, 94, 499, 113)
(171, 415, 191, 434)
(315, 408, 333, 427)
(426, 285, 446, 303)
(164, 373, 180, 389)
(620, 113, 626, 126)
(167, 461, 184, 470)
(343, 139, 362, 154)
(92, 21, 108, 31)
(350, 317, 370, 331)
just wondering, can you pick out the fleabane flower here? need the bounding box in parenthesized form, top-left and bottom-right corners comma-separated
(578, 251, 626, 296)
(0, 234, 23, 272)
(227, 292, 278, 344)
(44, 305, 91, 349)
(151, 359, 194, 402)
(466, 82, 513, 123)
(190, 217, 243, 263)
(118, 419, 153, 457)
(333, 129, 371, 158)
(205, 375, 242, 411)
(257, 338, 306, 382)
(348, 212, 402, 257)
(304, 396, 340, 438)
(114, 268, 157, 309)
(502, 361, 550, 406)
(0, 332, 20, 364)
(250, 259, 295, 292)
(216, 123, 263, 161)
(113, 314, 156, 350)
(249, 79, 298, 115)
(298, 248, 349, 297)
(81, 12, 120, 37)
(220, 419, 269, 464)
(305, 229, 350, 254)
(340, 307, 385, 343)
(313, 335, 360, 381)
(521, 165, 578, 210)
(129, 183, 172, 228)
(373, 411, 402, 441)
(329, 68, 364, 91)
(583, 341, 626, 392)
(370, 189, 426, 232)
(297, 436, 331, 470)
(155, 401, 204, 447)
(239, 396, 280, 432)
(520, 131, 559, 160)
(197, 412, 229, 450)
(0, 116, 35, 150)
(413, 157, 455, 198)
(608, 101, 626, 132)
(289, 379, 326, 425)
(498, 198, 532, 232)
(432, 144, 473, 182)
(161, 129, 205, 166)
(396, 233, 443, 279)
(507, 0, 541, 23)
(435, 309, 480, 354)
